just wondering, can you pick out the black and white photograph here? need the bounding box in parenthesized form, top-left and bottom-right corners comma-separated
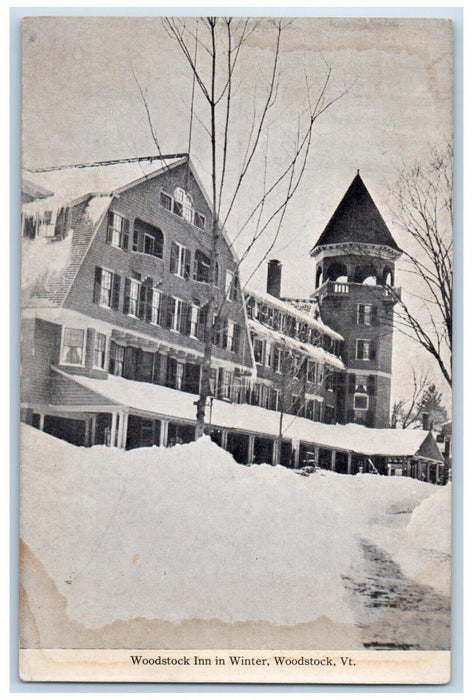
(19, 14, 453, 684)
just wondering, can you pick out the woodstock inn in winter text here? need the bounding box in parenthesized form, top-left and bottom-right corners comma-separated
(21, 154, 446, 482)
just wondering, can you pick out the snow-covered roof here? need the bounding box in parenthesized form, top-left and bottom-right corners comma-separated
(244, 287, 343, 341)
(54, 369, 442, 460)
(22, 156, 187, 214)
(247, 318, 345, 370)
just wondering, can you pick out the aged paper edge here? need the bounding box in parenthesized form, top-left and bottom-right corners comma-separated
(19, 649, 450, 684)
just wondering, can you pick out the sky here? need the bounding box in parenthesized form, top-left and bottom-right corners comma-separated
(21, 16, 453, 408)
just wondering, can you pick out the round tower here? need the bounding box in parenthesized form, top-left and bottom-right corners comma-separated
(311, 172, 402, 428)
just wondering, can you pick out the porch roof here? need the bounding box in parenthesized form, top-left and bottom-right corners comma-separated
(54, 369, 443, 461)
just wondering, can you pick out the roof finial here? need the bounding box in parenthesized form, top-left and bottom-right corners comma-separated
(357, 168, 360, 175)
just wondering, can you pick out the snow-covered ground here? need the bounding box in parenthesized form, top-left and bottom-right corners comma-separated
(20, 424, 450, 631)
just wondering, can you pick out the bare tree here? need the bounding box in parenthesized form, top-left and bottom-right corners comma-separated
(390, 145, 453, 387)
(136, 17, 348, 436)
(390, 368, 430, 428)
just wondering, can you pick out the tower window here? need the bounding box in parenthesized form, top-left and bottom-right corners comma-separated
(356, 339, 376, 361)
(357, 304, 373, 325)
(354, 393, 369, 410)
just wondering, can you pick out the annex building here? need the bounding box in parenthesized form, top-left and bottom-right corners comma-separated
(20, 155, 445, 481)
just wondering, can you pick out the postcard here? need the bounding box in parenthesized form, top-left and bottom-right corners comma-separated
(19, 15, 453, 684)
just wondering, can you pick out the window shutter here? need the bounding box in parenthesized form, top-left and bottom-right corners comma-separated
(184, 248, 191, 280)
(233, 324, 241, 353)
(124, 346, 137, 380)
(371, 306, 378, 325)
(180, 302, 189, 334)
(369, 341, 376, 360)
(166, 297, 174, 329)
(122, 218, 130, 250)
(197, 306, 207, 341)
(184, 305, 192, 336)
(106, 212, 113, 244)
(170, 243, 178, 274)
(123, 278, 131, 314)
(111, 274, 121, 310)
(348, 374, 356, 393)
(85, 328, 95, 368)
(193, 255, 198, 281)
(367, 375, 376, 396)
(145, 286, 152, 323)
(357, 305, 364, 324)
(138, 284, 146, 320)
(159, 294, 169, 327)
(166, 357, 177, 388)
(152, 353, 161, 384)
(93, 267, 102, 304)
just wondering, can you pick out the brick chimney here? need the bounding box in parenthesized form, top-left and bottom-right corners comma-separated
(267, 259, 282, 299)
(422, 412, 431, 431)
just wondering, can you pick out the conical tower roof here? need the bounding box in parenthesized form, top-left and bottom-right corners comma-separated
(311, 173, 401, 254)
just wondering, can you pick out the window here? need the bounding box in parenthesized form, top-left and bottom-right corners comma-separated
(171, 298, 183, 332)
(357, 304, 373, 326)
(307, 360, 317, 382)
(193, 250, 211, 283)
(150, 289, 161, 325)
(132, 219, 164, 259)
(38, 210, 57, 238)
(326, 370, 335, 391)
(125, 279, 140, 317)
(264, 341, 272, 367)
(173, 187, 193, 222)
(93, 268, 120, 310)
(109, 342, 124, 376)
(273, 347, 283, 373)
(160, 191, 172, 211)
(61, 328, 85, 365)
(225, 270, 238, 301)
(189, 305, 200, 338)
(170, 242, 191, 279)
(193, 211, 206, 230)
(225, 320, 234, 352)
(160, 189, 206, 230)
(166, 357, 185, 390)
(93, 333, 107, 369)
(354, 393, 369, 410)
(356, 339, 376, 361)
(253, 338, 264, 364)
(106, 212, 130, 250)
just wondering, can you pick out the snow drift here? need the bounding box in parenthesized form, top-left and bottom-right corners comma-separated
(20, 424, 449, 630)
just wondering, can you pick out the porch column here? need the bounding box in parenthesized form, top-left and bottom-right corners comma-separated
(84, 419, 90, 447)
(272, 439, 280, 466)
(248, 435, 255, 465)
(221, 430, 228, 450)
(90, 415, 97, 446)
(347, 452, 353, 475)
(38, 413, 45, 432)
(435, 463, 440, 484)
(160, 420, 169, 447)
(292, 439, 300, 468)
(110, 411, 118, 448)
(120, 412, 129, 450)
(313, 445, 320, 468)
(331, 449, 336, 472)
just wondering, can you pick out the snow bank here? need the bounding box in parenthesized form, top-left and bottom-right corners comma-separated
(20, 425, 446, 630)
(406, 484, 451, 555)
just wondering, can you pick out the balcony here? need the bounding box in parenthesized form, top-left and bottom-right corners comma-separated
(312, 280, 401, 303)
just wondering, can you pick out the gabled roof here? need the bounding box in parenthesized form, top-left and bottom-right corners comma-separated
(22, 155, 188, 211)
(311, 173, 401, 254)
